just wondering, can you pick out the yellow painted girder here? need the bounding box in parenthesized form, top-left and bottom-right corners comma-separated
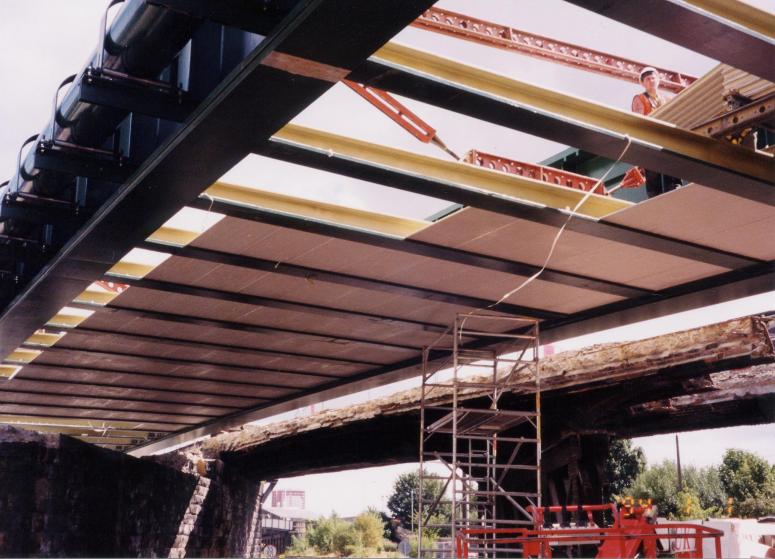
(686, 0, 775, 40)
(273, 125, 631, 219)
(25, 330, 66, 347)
(147, 226, 203, 247)
(0, 414, 177, 431)
(4, 348, 40, 364)
(372, 43, 774, 186)
(79, 435, 145, 446)
(205, 181, 430, 238)
(6, 424, 156, 439)
(0, 365, 21, 378)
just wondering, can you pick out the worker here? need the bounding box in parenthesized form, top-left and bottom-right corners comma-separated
(631, 66, 682, 198)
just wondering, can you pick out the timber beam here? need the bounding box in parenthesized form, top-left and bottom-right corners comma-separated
(348, 44, 774, 204)
(564, 0, 775, 82)
(260, 127, 759, 269)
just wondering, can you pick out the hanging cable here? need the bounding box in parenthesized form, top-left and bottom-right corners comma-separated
(459, 135, 634, 336)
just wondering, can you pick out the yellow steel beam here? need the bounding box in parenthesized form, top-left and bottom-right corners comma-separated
(4, 347, 41, 364)
(0, 414, 178, 431)
(78, 436, 146, 446)
(371, 43, 774, 187)
(74, 284, 122, 306)
(686, 0, 775, 40)
(147, 226, 202, 247)
(24, 330, 66, 347)
(6, 424, 156, 439)
(0, 365, 22, 378)
(204, 181, 429, 238)
(273, 125, 630, 218)
(45, 307, 93, 328)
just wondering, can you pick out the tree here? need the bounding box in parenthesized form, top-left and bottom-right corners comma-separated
(352, 511, 384, 549)
(604, 438, 646, 500)
(628, 461, 724, 519)
(387, 470, 450, 531)
(719, 449, 775, 502)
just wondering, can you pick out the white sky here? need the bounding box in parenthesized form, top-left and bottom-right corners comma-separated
(1, 1, 774, 517)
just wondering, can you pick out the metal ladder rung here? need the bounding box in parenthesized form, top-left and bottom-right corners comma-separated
(455, 489, 538, 497)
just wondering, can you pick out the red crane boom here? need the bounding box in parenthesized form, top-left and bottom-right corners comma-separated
(411, 7, 697, 93)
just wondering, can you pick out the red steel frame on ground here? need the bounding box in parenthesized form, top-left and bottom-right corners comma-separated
(455, 504, 724, 558)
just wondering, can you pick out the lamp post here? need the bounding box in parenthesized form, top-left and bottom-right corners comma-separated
(411, 488, 415, 533)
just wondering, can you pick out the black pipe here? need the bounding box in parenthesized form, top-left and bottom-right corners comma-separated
(8, 0, 199, 198)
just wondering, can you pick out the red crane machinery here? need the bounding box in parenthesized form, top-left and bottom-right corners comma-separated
(456, 503, 724, 558)
(411, 7, 697, 93)
(345, 7, 693, 193)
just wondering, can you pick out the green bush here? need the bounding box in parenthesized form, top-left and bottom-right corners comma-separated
(720, 449, 775, 503)
(735, 496, 775, 518)
(628, 461, 725, 519)
(353, 511, 384, 549)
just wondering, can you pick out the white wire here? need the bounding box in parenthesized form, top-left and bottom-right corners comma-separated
(483, 135, 634, 314)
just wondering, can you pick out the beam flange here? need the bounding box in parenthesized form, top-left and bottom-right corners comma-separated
(193, 191, 650, 298)
(38, 325, 347, 379)
(9, 368, 282, 402)
(30, 329, 378, 369)
(349, 43, 774, 204)
(86, 277, 425, 353)
(273, 125, 630, 219)
(564, 0, 775, 82)
(0, 0, 439, 362)
(16, 361, 323, 390)
(205, 182, 428, 237)
(0, 414, 178, 432)
(137, 241, 567, 320)
(259, 130, 759, 270)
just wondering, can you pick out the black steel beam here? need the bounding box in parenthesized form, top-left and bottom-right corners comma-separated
(0, 405, 194, 426)
(76, 75, 197, 123)
(137, 241, 566, 320)
(0, 198, 82, 227)
(55, 316, 352, 376)
(0, 0, 439, 362)
(27, 333, 375, 370)
(564, 0, 775, 82)
(90, 276, 426, 352)
(17, 361, 306, 392)
(31, 145, 135, 184)
(114, 274, 447, 333)
(131, 259, 775, 455)
(5, 374, 267, 405)
(347, 60, 775, 205)
(189, 198, 651, 299)
(0, 386, 239, 412)
(541, 261, 775, 344)
(0, 399, 216, 420)
(258, 141, 760, 270)
(147, 0, 287, 35)
(68, 304, 422, 358)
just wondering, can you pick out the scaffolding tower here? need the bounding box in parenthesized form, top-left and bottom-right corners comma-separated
(419, 312, 541, 558)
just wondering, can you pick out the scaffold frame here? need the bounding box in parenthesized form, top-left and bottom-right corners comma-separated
(418, 312, 542, 558)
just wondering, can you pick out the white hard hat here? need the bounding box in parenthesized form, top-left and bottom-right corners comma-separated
(639, 66, 658, 81)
